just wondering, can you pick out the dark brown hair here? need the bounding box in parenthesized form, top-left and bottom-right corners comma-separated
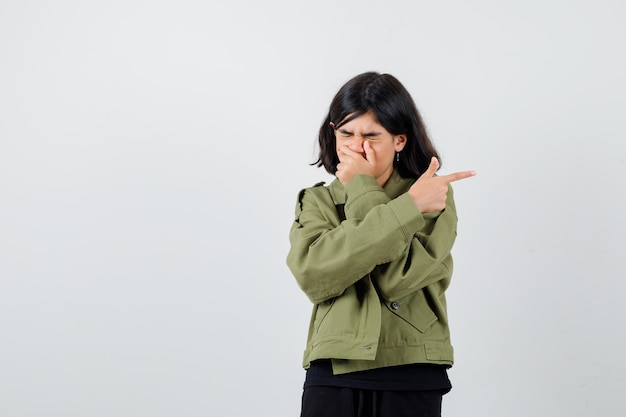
(314, 72, 440, 178)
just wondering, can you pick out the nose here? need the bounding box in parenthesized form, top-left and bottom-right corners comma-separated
(347, 137, 365, 152)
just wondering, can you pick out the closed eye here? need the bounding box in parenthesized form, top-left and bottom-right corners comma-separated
(337, 129, 381, 140)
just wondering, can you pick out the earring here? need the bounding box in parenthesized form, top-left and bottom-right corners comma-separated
(396, 152, 400, 162)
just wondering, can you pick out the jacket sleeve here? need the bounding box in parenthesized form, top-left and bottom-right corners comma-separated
(286, 175, 426, 304)
(342, 175, 459, 302)
(368, 194, 458, 301)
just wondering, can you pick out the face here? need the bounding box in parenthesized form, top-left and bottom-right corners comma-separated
(334, 111, 406, 185)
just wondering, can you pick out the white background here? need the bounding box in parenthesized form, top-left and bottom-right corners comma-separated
(1, 1, 625, 416)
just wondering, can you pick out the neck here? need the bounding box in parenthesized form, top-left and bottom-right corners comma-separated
(376, 167, 394, 187)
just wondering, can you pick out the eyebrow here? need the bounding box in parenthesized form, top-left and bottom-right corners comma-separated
(337, 128, 382, 137)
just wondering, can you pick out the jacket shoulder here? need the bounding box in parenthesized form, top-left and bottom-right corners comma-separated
(295, 181, 330, 211)
(296, 181, 334, 217)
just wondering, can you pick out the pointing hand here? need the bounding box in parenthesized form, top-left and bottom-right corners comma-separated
(408, 157, 475, 213)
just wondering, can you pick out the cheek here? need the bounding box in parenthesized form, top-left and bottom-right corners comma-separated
(371, 142, 392, 154)
(375, 144, 396, 162)
(335, 138, 347, 153)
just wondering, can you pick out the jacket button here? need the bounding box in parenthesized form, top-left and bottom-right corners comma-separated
(390, 301, 400, 310)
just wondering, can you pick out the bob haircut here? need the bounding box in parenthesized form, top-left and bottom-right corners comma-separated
(314, 72, 440, 179)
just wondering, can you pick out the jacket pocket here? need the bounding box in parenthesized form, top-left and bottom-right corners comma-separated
(384, 290, 437, 333)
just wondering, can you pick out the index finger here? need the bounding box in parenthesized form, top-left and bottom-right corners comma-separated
(338, 145, 358, 158)
(441, 170, 476, 183)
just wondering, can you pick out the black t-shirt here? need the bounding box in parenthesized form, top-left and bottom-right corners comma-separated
(303, 360, 452, 392)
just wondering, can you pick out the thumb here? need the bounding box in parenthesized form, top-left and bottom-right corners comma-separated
(419, 157, 439, 179)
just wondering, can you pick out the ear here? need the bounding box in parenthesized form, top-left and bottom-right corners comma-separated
(394, 134, 407, 151)
(329, 121, 335, 129)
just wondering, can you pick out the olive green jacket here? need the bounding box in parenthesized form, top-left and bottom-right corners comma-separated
(286, 171, 458, 374)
